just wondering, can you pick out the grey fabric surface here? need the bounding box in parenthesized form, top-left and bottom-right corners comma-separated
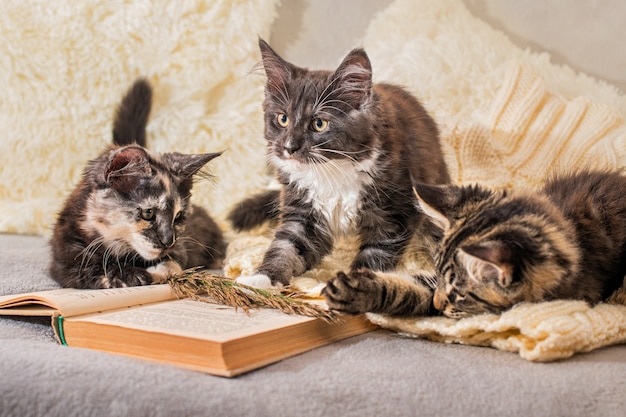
(1, 233, 626, 417)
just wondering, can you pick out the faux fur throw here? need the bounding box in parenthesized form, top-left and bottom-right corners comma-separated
(224, 0, 626, 361)
(0, 0, 278, 236)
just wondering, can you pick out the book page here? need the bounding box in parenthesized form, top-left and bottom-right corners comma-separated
(72, 299, 314, 342)
(0, 285, 177, 317)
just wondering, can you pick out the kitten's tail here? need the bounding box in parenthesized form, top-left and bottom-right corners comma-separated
(113, 78, 153, 147)
(227, 189, 281, 231)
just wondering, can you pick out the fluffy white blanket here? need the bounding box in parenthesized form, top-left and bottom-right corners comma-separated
(0, 0, 278, 235)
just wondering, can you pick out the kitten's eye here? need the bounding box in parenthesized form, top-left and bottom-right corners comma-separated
(276, 113, 289, 127)
(140, 208, 155, 221)
(311, 118, 329, 132)
(174, 212, 184, 223)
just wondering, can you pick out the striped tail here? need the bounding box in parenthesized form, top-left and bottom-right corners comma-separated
(112, 78, 152, 147)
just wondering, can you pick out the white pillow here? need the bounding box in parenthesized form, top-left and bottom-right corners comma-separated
(363, 0, 626, 188)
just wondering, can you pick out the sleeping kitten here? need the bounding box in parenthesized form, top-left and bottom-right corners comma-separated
(230, 39, 449, 289)
(323, 170, 626, 318)
(49, 79, 225, 289)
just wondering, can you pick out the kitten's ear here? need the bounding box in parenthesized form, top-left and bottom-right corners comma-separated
(459, 241, 515, 287)
(106, 147, 151, 193)
(413, 182, 494, 230)
(258, 38, 292, 96)
(333, 48, 373, 109)
(162, 151, 223, 179)
(413, 183, 463, 230)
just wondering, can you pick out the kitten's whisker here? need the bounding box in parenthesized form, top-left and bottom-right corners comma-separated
(315, 84, 370, 115)
(267, 81, 290, 106)
(310, 156, 344, 197)
(311, 81, 323, 110)
(310, 143, 374, 162)
(177, 236, 222, 260)
(277, 77, 291, 105)
(78, 237, 107, 274)
(311, 146, 372, 156)
(314, 73, 346, 111)
(310, 139, 333, 150)
(102, 246, 113, 278)
(314, 155, 353, 189)
(314, 148, 360, 164)
(317, 103, 349, 116)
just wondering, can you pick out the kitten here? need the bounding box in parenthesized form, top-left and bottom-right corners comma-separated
(49, 79, 225, 289)
(230, 39, 449, 289)
(323, 170, 626, 318)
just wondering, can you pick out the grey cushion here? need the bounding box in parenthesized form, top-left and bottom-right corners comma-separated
(1, 233, 626, 417)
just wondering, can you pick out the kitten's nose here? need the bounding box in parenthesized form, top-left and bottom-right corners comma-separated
(158, 230, 175, 249)
(283, 141, 301, 155)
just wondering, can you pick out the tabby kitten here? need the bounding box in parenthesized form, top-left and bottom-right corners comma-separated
(324, 170, 626, 318)
(231, 39, 449, 289)
(49, 79, 225, 289)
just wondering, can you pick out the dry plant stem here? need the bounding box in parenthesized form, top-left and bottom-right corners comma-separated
(167, 269, 338, 323)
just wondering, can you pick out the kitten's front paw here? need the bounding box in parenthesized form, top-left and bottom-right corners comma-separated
(97, 268, 153, 288)
(322, 269, 380, 314)
(235, 274, 283, 290)
(147, 260, 183, 284)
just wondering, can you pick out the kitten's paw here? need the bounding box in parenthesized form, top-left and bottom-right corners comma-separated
(97, 268, 153, 288)
(147, 260, 183, 284)
(235, 274, 283, 290)
(96, 275, 132, 289)
(322, 269, 379, 314)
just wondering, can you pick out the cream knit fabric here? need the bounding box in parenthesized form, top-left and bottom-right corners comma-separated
(367, 301, 626, 362)
(224, 0, 626, 361)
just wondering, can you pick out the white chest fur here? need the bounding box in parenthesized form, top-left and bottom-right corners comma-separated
(273, 154, 378, 237)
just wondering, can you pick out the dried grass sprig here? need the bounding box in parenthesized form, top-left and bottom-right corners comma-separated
(166, 269, 338, 323)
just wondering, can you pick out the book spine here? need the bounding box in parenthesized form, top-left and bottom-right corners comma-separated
(56, 315, 68, 346)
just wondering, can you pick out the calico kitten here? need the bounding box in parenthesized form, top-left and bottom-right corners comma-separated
(231, 39, 449, 289)
(324, 170, 626, 318)
(49, 79, 225, 289)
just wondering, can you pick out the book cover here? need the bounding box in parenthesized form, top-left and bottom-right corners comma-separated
(0, 285, 376, 376)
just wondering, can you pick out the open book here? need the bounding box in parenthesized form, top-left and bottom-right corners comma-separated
(0, 285, 376, 377)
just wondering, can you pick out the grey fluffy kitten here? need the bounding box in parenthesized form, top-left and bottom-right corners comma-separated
(49, 79, 225, 289)
(230, 39, 449, 288)
(324, 170, 626, 318)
